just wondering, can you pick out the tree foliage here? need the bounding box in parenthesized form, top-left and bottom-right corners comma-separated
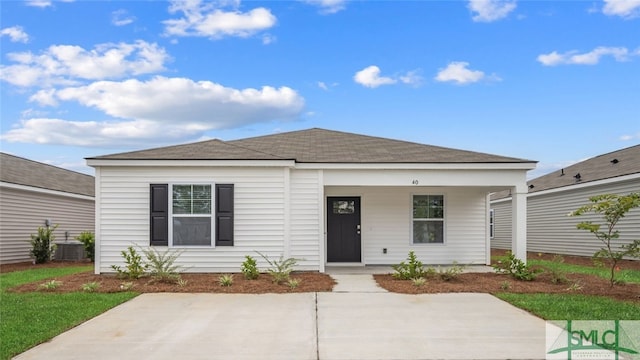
(570, 192, 640, 287)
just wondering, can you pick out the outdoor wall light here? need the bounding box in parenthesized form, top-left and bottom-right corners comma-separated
(611, 159, 619, 164)
(574, 173, 582, 181)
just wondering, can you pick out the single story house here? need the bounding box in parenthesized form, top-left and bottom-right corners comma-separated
(0, 153, 95, 264)
(87, 128, 536, 273)
(491, 144, 640, 258)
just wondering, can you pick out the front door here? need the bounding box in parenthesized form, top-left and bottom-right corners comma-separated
(327, 197, 361, 262)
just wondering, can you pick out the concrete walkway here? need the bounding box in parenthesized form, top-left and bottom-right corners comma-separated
(15, 274, 547, 360)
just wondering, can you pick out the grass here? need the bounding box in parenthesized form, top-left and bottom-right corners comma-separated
(528, 258, 640, 284)
(0, 266, 138, 360)
(496, 293, 640, 320)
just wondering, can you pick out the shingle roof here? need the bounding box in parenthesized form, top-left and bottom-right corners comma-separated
(90, 128, 534, 164)
(0, 153, 95, 197)
(491, 144, 640, 200)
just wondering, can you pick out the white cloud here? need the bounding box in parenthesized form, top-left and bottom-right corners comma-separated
(262, 33, 276, 45)
(353, 65, 422, 88)
(163, 0, 276, 39)
(537, 46, 632, 66)
(603, 0, 640, 18)
(318, 81, 329, 90)
(399, 70, 424, 86)
(1, 26, 30, 43)
(25, 0, 52, 8)
(468, 0, 517, 22)
(620, 132, 640, 141)
(354, 66, 396, 88)
(112, 9, 136, 26)
(0, 40, 169, 87)
(434, 62, 487, 84)
(302, 0, 347, 14)
(5, 76, 306, 146)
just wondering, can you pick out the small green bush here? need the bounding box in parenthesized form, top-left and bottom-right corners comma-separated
(119, 282, 135, 291)
(112, 246, 147, 279)
(75, 231, 95, 262)
(500, 281, 511, 290)
(142, 247, 184, 283)
(30, 225, 58, 264)
(38, 280, 62, 291)
(411, 277, 426, 287)
(219, 274, 233, 287)
(548, 255, 569, 284)
(392, 251, 426, 280)
(256, 251, 299, 284)
(493, 252, 541, 281)
(241, 255, 259, 280)
(287, 278, 301, 289)
(437, 262, 465, 281)
(81, 281, 100, 293)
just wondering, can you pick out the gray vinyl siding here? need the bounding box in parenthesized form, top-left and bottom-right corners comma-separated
(491, 200, 512, 250)
(0, 186, 94, 264)
(491, 178, 640, 258)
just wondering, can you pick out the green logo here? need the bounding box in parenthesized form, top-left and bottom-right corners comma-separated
(546, 320, 640, 360)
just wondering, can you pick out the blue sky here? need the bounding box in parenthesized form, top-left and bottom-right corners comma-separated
(1, 0, 639, 179)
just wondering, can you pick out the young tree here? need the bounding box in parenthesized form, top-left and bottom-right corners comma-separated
(570, 192, 640, 287)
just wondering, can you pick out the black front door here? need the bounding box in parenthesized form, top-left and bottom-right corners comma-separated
(327, 197, 361, 262)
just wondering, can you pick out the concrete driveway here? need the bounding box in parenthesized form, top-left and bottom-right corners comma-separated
(15, 276, 547, 360)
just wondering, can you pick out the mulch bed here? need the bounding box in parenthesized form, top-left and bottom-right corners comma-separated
(9, 271, 336, 294)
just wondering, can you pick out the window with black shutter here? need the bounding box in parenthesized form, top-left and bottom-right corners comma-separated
(215, 184, 234, 246)
(150, 184, 168, 246)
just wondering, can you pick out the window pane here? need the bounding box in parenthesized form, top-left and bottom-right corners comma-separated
(173, 217, 211, 246)
(414, 195, 443, 219)
(192, 200, 211, 214)
(173, 185, 192, 200)
(333, 200, 355, 214)
(173, 200, 191, 214)
(192, 185, 211, 200)
(429, 196, 444, 218)
(413, 221, 444, 243)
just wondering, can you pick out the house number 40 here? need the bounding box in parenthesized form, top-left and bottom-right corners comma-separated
(411, 179, 419, 185)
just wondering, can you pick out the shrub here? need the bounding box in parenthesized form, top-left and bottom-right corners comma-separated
(392, 251, 426, 280)
(219, 274, 233, 287)
(112, 246, 147, 279)
(411, 277, 426, 287)
(30, 224, 58, 264)
(566, 281, 584, 292)
(81, 281, 100, 293)
(38, 280, 62, 291)
(437, 262, 465, 281)
(548, 255, 569, 284)
(142, 247, 184, 283)
(493, 252, 541, 281)
(119, 282, 135, 291)
(256, 251, 299, 284)
(500, 281, 511, 290)
(75, 231, 95, 262)
(241, 255, 259, 280)
(287, 278, 301, 289)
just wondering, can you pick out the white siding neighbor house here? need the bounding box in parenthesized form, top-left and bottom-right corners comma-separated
(0, 153, 95, 264)
(491, 144, 640, 258)
(87, 128, 536, 273)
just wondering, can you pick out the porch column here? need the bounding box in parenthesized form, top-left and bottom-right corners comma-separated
(511, 189, 527, 263)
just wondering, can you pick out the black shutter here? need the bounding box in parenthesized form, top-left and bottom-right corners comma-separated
(150, 184, 169, 246)
(215, 184, 234, 246)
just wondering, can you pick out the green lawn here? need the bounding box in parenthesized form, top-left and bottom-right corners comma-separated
(496, 293, 640, 320)
(0, 266, 138, 360)
(529, 258, 640, 284)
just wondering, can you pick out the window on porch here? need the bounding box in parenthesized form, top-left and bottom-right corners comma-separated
(412, 195, 444, 244)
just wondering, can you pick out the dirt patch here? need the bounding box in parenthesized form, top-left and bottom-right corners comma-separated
(375, 272, 640, 302)
(10, 271, 335, 294)
(0, 260, 91, 273)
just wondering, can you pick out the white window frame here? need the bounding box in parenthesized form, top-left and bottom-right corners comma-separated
(169, 183, 215, 248)
(411, 194, 446, 245)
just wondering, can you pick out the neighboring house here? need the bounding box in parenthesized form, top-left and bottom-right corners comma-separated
(87, 128, 536, 273)
(0, 153, 95, 264)
(491, 144, 640, 258)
